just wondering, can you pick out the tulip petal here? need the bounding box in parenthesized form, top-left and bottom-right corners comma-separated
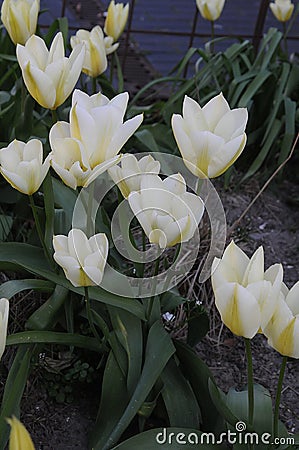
(202, 93, 230, 131)
(214, 283, 261, 338)
(22, 62, 56, 109)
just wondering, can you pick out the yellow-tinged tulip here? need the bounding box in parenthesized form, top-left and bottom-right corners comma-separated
(1, 0, 39, 45)
(53, 229, 109, 287)
(70, 26, 107, 78)
(0, 139, 50, 195)
(7, 416, 35, 450)
(0, 298, 9, 360)
(16, 32, 85, 110)
(128, 173, 204, 248)
(104, 0, 129, 42)
(49, 89, 143, 189)
(108, 154, 160, 198)
(270, 0, 294, 22)
(172, 93, 248, 178)
(196, 0, 225, 21)
(264, 281, 299, 358)
(211, 241, 283, 339)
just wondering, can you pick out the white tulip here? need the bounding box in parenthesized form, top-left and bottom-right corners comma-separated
(270, 0, 294, 22)
(196, 0, 225, 21)
(1, 0, 39, 45)
(108, 154, 160, 198)
(53, 229, 109, 287)
(172, 93, 248, 178)
(0, 298, 9, 361)
(211, 241, 283, 339)
(49, 89, 143, 189)
(128, 173, 204, 248)
(0, 139, 50, 195)
(104, 1, 129, 42)
(16, 32, 85, 109)
(264, 281, 299, 358)
(70, 26, 107, 78)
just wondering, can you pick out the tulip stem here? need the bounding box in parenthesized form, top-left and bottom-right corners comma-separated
(29, 195, 54, 269)
(283, 22, 288, 55)
(211, 21, 215, 53)
(273, 356, 288, 440)
(92, 77, 97, 95)
(147, 254, 161, 321)
(51, 109, 58, 124)
(110, 53, 115, 85)
(245, 338, 254, 428)
(84, 286, 101, 342)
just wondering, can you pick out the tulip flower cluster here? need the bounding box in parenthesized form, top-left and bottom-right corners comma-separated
(212, 241, 299, 359)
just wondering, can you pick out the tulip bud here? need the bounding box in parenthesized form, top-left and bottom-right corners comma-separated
(16, 32, 85, 110)
(172, 93, 248, 178)
(0, 298, 9, 361)
(270, 0, 294, 22)
(211, 241, 283, 339)
(1, 0, 39, 45)
(108, 154, 160, 198)
(49, 89, 143, 189)
(264, 281, 299, 358)
(128, 173, 204, 248)
(196, 0, 225, 21)
(0, 139, 50, 195)
(53, 229, 109, 287)
(104, 1, 129, 42)
(70, 26, 107, 78)
(7, 416, 35, 450)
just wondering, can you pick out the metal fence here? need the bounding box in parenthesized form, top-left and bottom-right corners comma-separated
(43, 0, 299, 90)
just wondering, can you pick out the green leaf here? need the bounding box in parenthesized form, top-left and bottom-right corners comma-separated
(175, 341, 224, 431)
(160, 290, 186, 313)
(0, 347, 33, 448)
(0, 278, 54, 299)
(161, 358, 201, 428)
(0, 214, 13, 241)
(242, 118, 282, 181)
(112, 428, 220, 449)
(187, 306, 210, 347)
(26, 284, 69, 331)
(93, 321, 175, 450)
(208, 379, 239, 429)
(108, 306, 143, 395)
(278, 97, 296, 166)
(6, 331, 104, 352)
(91, 350, 129, 448)
(135, 129, 160, 153)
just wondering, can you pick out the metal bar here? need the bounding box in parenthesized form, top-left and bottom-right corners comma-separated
(183, 7, 199, 77)
(253, 0, 270, 52)
(122, 0, 136, 73)
(61, 0, 67, 17)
